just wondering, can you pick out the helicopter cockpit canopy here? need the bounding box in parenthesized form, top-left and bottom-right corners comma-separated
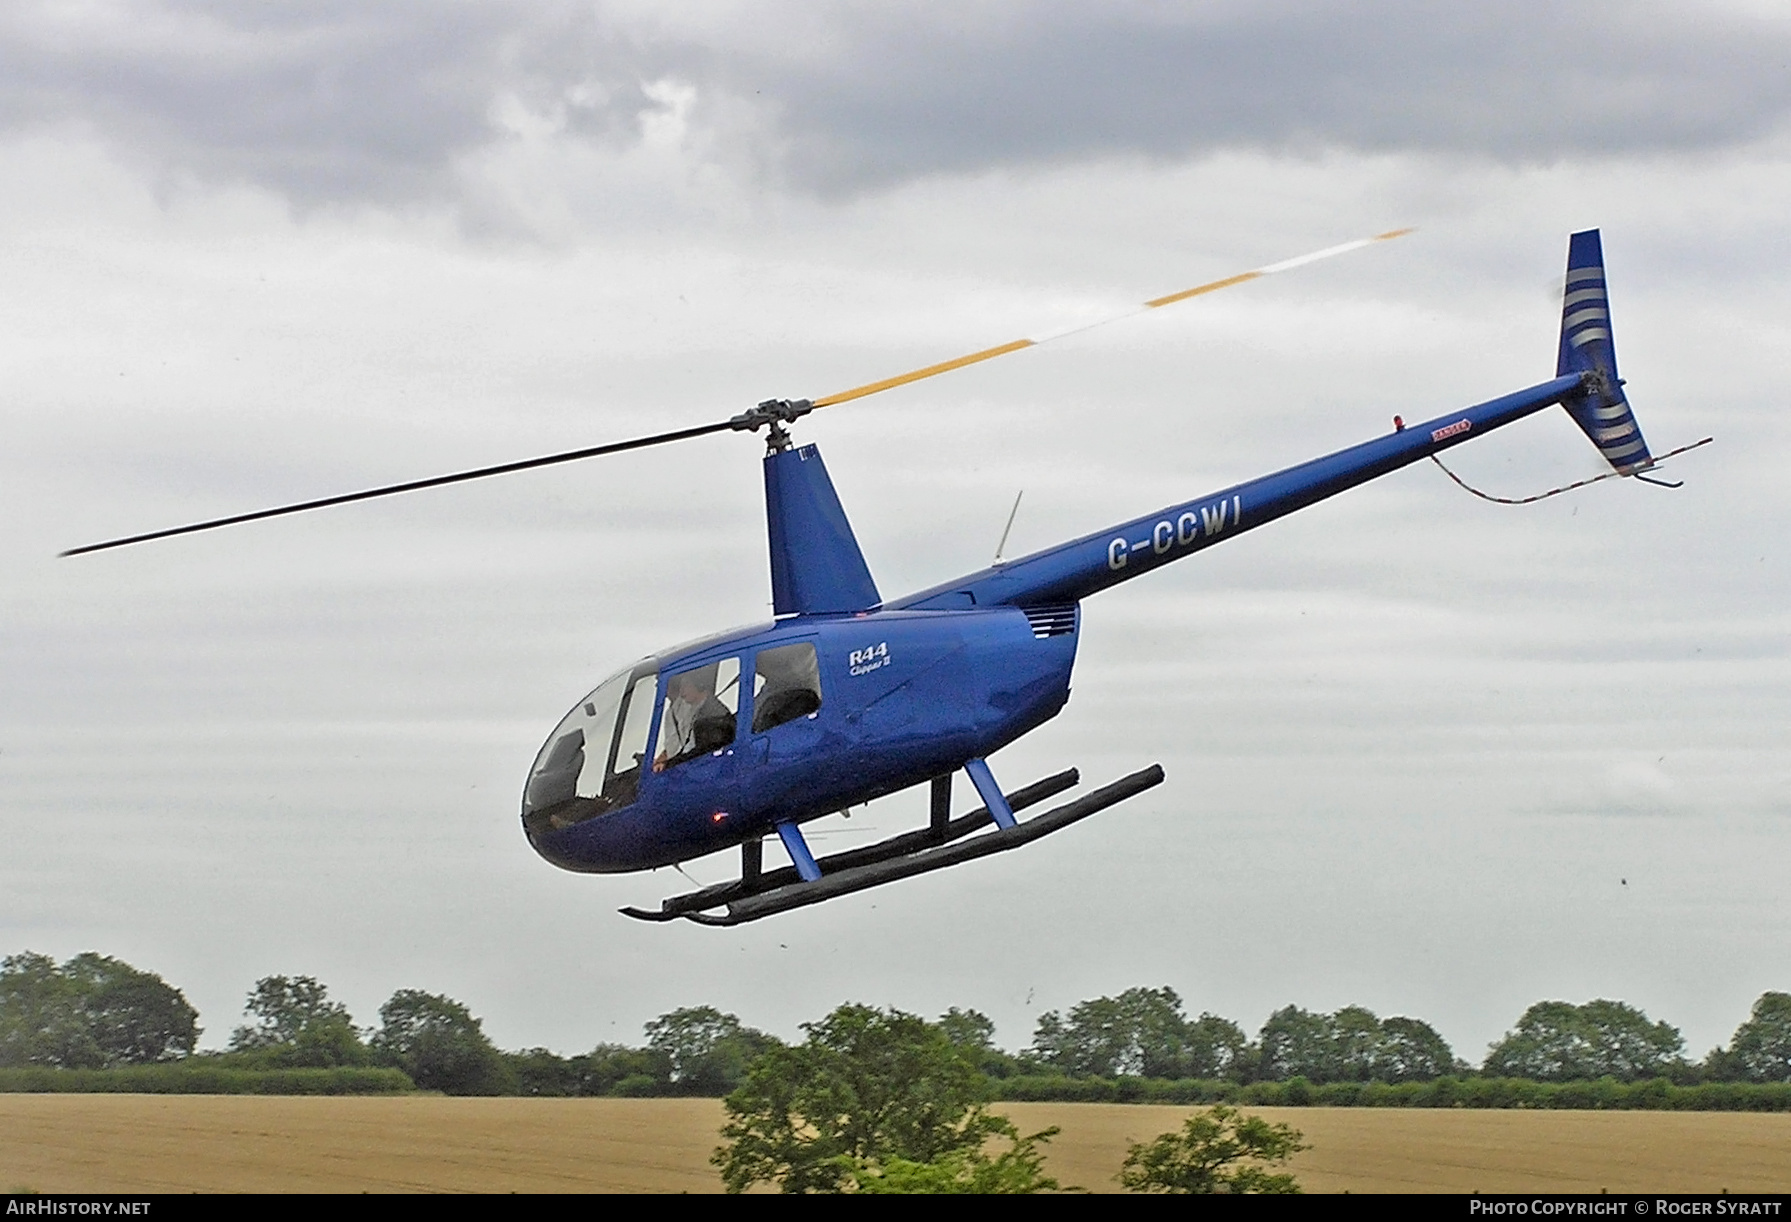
(522, 659, 657, 836)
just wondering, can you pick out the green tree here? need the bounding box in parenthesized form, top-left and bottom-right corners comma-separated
(1257, 1005, 1456, 1084)
(0, 952, 198, 1069)
(713, 1003, 1004, 1194)
(938, 1007, 1025, 1079)
(372, 989, 512, 1095)
(505, 1046, 587, 1096)
(1030, 986, 1205, 1078)
(229, 975, 368, 1067)
(586, 1042, 674, 1095)
(936, 1007, 996, 1053)
(1257, 1004, 1338, 1082)
(1330, 1005, 1384, 1081)
(836, 1122, 1062, 1194)
(1722, 992, 1791, 1083)
(1183, 1012, 1251, 1080)
(1372, 1015, 1457, 1083)
(1117, 1105, 1307, 1194)
(0, 952, 93, 1068)
(61, 953, 200, 1066)
(1483, 999, 1685, 1082)
(644, 1005, 780, 1095)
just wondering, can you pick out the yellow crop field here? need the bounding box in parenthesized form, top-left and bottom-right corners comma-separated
(2, 1096, 1788, 1194)
(1000, 1103, 1791, 1194)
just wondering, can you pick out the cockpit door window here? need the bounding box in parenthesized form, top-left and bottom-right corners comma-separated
(655, 657, 740, 773)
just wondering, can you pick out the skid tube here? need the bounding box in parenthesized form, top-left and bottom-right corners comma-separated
(620, 768, 1082, 922)
(662, 764, 1164, 927)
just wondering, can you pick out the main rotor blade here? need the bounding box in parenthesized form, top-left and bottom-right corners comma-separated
(61, 418, 737, 557)
(809, 228, 1413, 409)
(65, 230, 1412, 558)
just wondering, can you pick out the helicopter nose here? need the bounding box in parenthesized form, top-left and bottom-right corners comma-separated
(523, 806, 634, 874)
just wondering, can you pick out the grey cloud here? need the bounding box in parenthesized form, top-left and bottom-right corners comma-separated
(0, 1, 661, 203)
(1, 2, 1788, 204)
(756, 3, 1791, 188)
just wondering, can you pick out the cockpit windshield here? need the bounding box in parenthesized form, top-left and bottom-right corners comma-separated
(522, 661, 658, 835)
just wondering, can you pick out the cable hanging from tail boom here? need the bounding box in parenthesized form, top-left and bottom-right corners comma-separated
(1429, 436, 1713, 505)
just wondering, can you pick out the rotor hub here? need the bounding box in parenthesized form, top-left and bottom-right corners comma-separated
(729, 399, 814, 453)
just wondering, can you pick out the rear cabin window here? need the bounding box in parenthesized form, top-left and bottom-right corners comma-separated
(752, 642, 823, 733)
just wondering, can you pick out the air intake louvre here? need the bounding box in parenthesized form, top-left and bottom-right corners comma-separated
(1022, 603, 1078, 638)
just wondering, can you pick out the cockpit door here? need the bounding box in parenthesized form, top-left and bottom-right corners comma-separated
(646, 656, 745, 817)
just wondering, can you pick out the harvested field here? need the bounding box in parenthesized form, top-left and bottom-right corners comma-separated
(1001, 1103, 1791, 1194)
(2, 1095, 1789, 1193)
(0, 1096, 726, 1194)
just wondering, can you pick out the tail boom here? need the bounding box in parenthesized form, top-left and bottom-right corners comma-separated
(891, 229, 1660, 614)
(893, 372, 1588, 611)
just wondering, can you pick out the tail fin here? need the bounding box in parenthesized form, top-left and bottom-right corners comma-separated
(764, 442, 881, 616)
(1557, 229, 1654, 473)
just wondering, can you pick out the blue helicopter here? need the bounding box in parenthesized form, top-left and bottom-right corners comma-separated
(66, 229, 1696, 925)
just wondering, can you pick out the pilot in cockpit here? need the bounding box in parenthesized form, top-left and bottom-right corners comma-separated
(654, 667, 733, 771)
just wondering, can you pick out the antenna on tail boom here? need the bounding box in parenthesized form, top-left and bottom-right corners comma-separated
(993, 491, 1024, 565)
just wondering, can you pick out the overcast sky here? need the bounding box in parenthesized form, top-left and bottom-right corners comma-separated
(2, 1, 1787, 1065)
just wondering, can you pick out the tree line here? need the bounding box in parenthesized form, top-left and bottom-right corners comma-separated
(3, 951, 1789, 1096)
(1017, 986, 1776, 1086)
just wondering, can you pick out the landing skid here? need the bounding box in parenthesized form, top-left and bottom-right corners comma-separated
(620, 763, 1164, 926)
